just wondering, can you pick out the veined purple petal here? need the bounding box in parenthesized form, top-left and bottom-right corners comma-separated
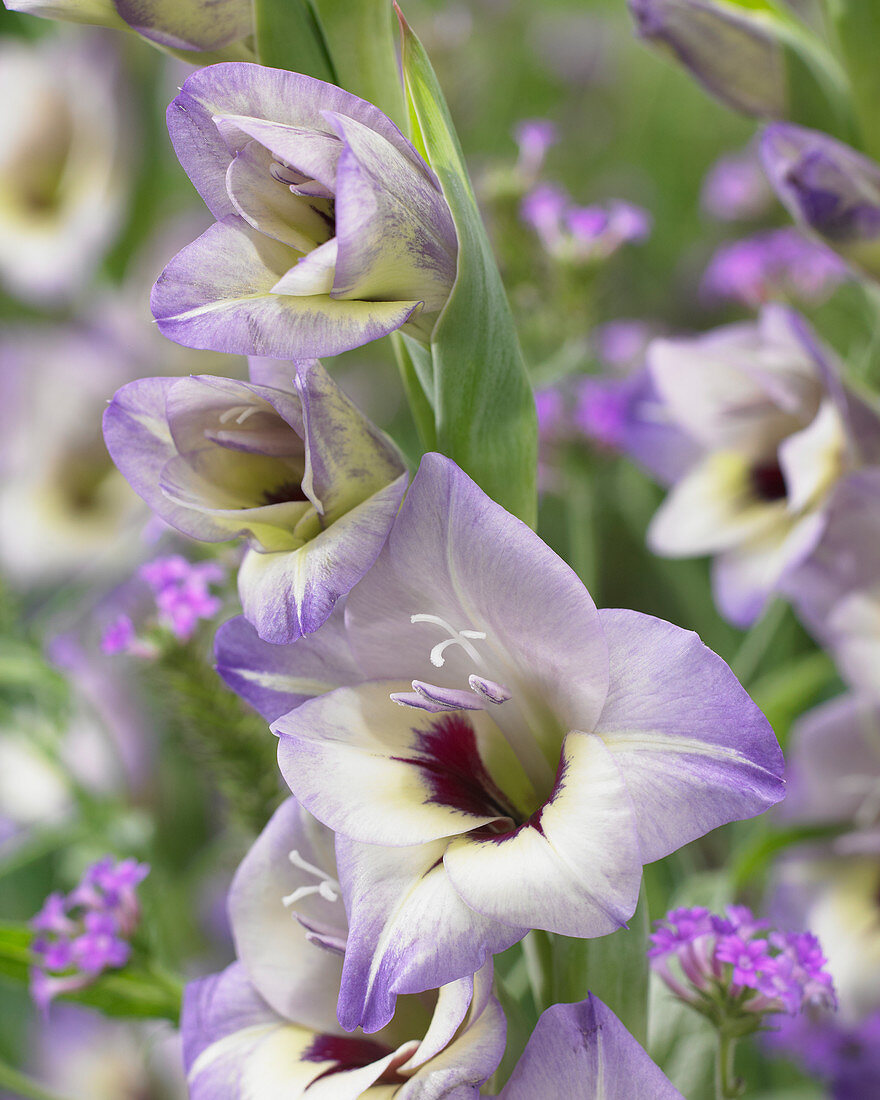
(336, 837, 524, 1034)
(215, 606, 363, 722)
(594, 609, 784, 862)
(237, 474, 408, 644)
(167, 64, 426, 220)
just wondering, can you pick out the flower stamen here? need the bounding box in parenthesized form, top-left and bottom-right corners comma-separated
(282, 849, 340, 909)
(410, 613, 486, 667)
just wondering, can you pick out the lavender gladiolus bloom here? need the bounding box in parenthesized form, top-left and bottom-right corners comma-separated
(781, 469, 880, 672)
(183, 796, 506, 1097)
(761, 123, 880, 281)
(766, 1009, 880, 1098)
(496, 995, 684, 1099)
(0, 34, 128, 306)
(627, 0, 786, 118)
(152, 64, 458, 359)
(223, 454, 783, 1031)
(103, 360, 407, 643)
(644, 305, 880, 626)
(770, 846, 880, 1025)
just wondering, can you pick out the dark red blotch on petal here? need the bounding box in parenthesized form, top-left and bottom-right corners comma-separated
(393, 713, 518, 823)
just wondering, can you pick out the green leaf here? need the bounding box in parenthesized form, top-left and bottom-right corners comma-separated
(732, 823, 844, 890)
(254, 0, 337, 82)
(397, 7, 538, 526)
(0, 923, 182, 1023)
(549, 888, 650, 1047)
(0, 1059, 73, 1100)
(313, 0, 406, 128)
(823, 0, 880, 158)
(776, 22, 856, 143)
(391, 332, 437, 453)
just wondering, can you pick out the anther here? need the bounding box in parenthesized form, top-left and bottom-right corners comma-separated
(468, 675, 511, 704)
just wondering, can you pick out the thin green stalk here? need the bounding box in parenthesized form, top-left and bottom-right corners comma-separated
(730, 598, 788, 688)
(520, 930, 553, 1016)
(715, 1032, 741, 1099)
(0, 1060, 73, 1100)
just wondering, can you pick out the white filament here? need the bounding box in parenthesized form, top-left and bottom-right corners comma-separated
(410, 613, 486, 668)
(281, 849, 340, 909)
(218, 404, 260, 426)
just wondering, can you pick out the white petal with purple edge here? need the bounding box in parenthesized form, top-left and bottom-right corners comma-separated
(648, 450, 787, 557)
(336, 837, 524, 1033)
(228, 796, 344, 1032)
(443, 732, 643, 937)
(152, 216, 420, 358)
(272, 241, 339, 297)
(225, 141, 333, 253)
(712, 510, 826, 627)
(237, 474, 407, 643)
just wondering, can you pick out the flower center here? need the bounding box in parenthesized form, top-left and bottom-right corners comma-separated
(749, 459, 788, 502)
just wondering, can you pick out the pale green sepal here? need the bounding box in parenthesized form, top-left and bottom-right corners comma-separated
(549, 887, 650, 1048)
(313, 0, 407, 130)
(253, 0, 336, 83)
(392, 331, 437, 453)
(397, 7, 538, 526)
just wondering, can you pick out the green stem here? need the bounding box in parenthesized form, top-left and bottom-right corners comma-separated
(520, 930, 553, 1015)
(715, 1032, 741, 1100)
(730, 598, 788, 688)
(0, 1060, 74, 1100)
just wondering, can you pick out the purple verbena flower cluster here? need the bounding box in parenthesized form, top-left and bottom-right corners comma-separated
(649, 905, 837, 1032)
(100, 554, 225, 656)
(140, 555, 225, 640)
(521, 182, 651, 264)
(30, 856, 149, 1012)
(701, 227, 848, 307)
